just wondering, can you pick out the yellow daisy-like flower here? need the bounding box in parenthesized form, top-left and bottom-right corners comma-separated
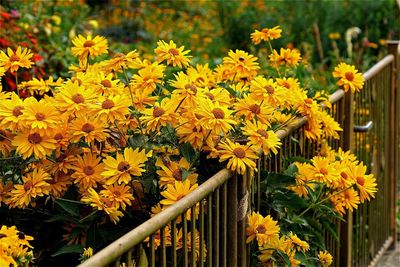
(235, 96, 274, 125)
(160, 180, 198, 207)
(156, 156, 198, 188)
(311, 156, 340, 185)
(48, 172, 73, 198)
(249, 76, 285, 106)
(0, 46, 34, 72)
(195, 99, 237, 135)
(318, 250, 333, 267)
(71, 153, 105, 191)
(332, 63, 364, 93)
(141, 99, 177, 132)
(99, 184, 134, 210)
(71, 35, 108, 65)
(269, 48, 302, 68)
(102, 147, 151, 185)
(0, 129, 13, 156)
(92, 94, 130, 123)
(0, 93, 25, 131)
(349, 162, 377, 202)
(102, 50, 141, 73)
(251, 26, 282, 45)
(246, 212, 280, 246)
(319, 110, 342, 139)
(222, 49, 260, 79)
(154, 40, 191, 68)
(93, 72, 125, 96)
(12, 131, 56, 159)
(20, 97, 60, 134)
(130, 62, 165, 94)
(218, 139, 258, 175)
(81, 188, 124, 224)
(55, 80, 98, 116)
(243, 120, 281, 155)
(68, 115, 109, 144)
(20, 76, 63, 95)
(7, 168, 50, 208)
(288, 232, 310, 252)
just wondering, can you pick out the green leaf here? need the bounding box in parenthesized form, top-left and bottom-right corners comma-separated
(179, 143, 197, 165)
(262, 171, 296, 191)
(272, 189, 308, 210)
(55, 199, 80, 217)
(283, 163, 298, 176)
(128, 134, 148, 148)
(51, 244, 83, 257)
(275, 250, 291, 267)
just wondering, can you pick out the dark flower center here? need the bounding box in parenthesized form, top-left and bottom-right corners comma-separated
(265, 85, 275, 95)
(356, 177, 365, 186)
(233, 147, 246, 158)
(102, 99, 115, 109)
(345, 72, 355, 81)
(205, 93, 215, 100)
(168, 48, 179, 56)
(24, 181, 33, 191)
(9, 53, 20, 62)
(72, 94, 85, 104)
(172, 169, 182, 181)
(83, 40, 95, 47)
(212, 108, 225, 119)
(249, 104, 261, 114)
(82, 123, 95, 133)
(83, 166, 95, 175)
(35, 112, 46, 121)
(117, 161, 131, 172)
(256, 224, 266, 234)
(320, 168, 328, 175)
(28, 133, 42, 144)
(12, 106, 23, 117)
(153, 106, 165, 117)
(256, 129, 268, 138)
(54, 133, 63, 141)
(185, 84, 197, 93)
(101, 80, 112, 88)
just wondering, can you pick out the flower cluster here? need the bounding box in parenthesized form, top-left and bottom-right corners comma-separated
(0, 26, 366, 264)
(290, 143, 377, 215)
(0, 225, 34, 267)
(246, 212, 332, 267)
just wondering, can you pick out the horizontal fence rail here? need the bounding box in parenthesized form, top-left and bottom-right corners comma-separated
(79, 42, 399, 267)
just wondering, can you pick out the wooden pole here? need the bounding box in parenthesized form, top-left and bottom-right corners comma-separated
(387, 40, 399, 250)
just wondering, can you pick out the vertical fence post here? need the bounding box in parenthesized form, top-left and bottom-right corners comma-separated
(339, 92, 354, 267)
(387, 40, 399, 250)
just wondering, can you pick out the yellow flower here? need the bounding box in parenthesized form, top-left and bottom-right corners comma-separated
(141, 99, 177, 132)
(0, 93, 25, 131)
(154, 40, 191, 68)
(92, 94, 130, 123)
(82, 247, 93, 259)
(328, 32, 341, 40)
(71, 35, 108, 65)
(12, 131, 56, 159)
(160, 180, 198, 207)
(130, 62, 165, 94)
(222, 49, 260, 80)
(71, 153, 105, 191)
(195, 99, 237, 135)
(20, 76, 63, 95)
(68, 115, 109, 144)
(102, 50, 141, 73)
(156, 156, 198, 188)
(48, 172, 73, 198)
(0, 129, 13, 156)
(176, 229, 207, 262)
(55, 80, 98, 116)
(81, 188, 124, 224)
(332, 63, 364, 93)
(99, 184, 134, 210)
(318, 250, 333, 267)
(251, 26, 282, 45)
(102, 147, 151, 185)
(235, 96, 274, 125)
(218, 139, 258, 175)
(246, 212, 280, 246)
(349, 162, 377, 202)
(7, 168, 50, 208)
(269, 48, 302, 68)
(0, 46, 34, 72)
(288, 232, 310, 252)
(311, 156, 339, 186)
(20, 97, 60, 134)
(243, 120, 281, 156)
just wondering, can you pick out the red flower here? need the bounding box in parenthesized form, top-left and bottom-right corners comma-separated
(0, 12, 11, 20)
(33, 53, 43, 62)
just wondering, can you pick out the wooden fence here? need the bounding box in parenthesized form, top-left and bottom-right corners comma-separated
(78, 41, 399, 267)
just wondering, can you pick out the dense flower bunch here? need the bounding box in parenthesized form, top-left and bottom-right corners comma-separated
(0, 225, 34, 267)
(291, 143, 377, 213)
(0, 26, 366, 264)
